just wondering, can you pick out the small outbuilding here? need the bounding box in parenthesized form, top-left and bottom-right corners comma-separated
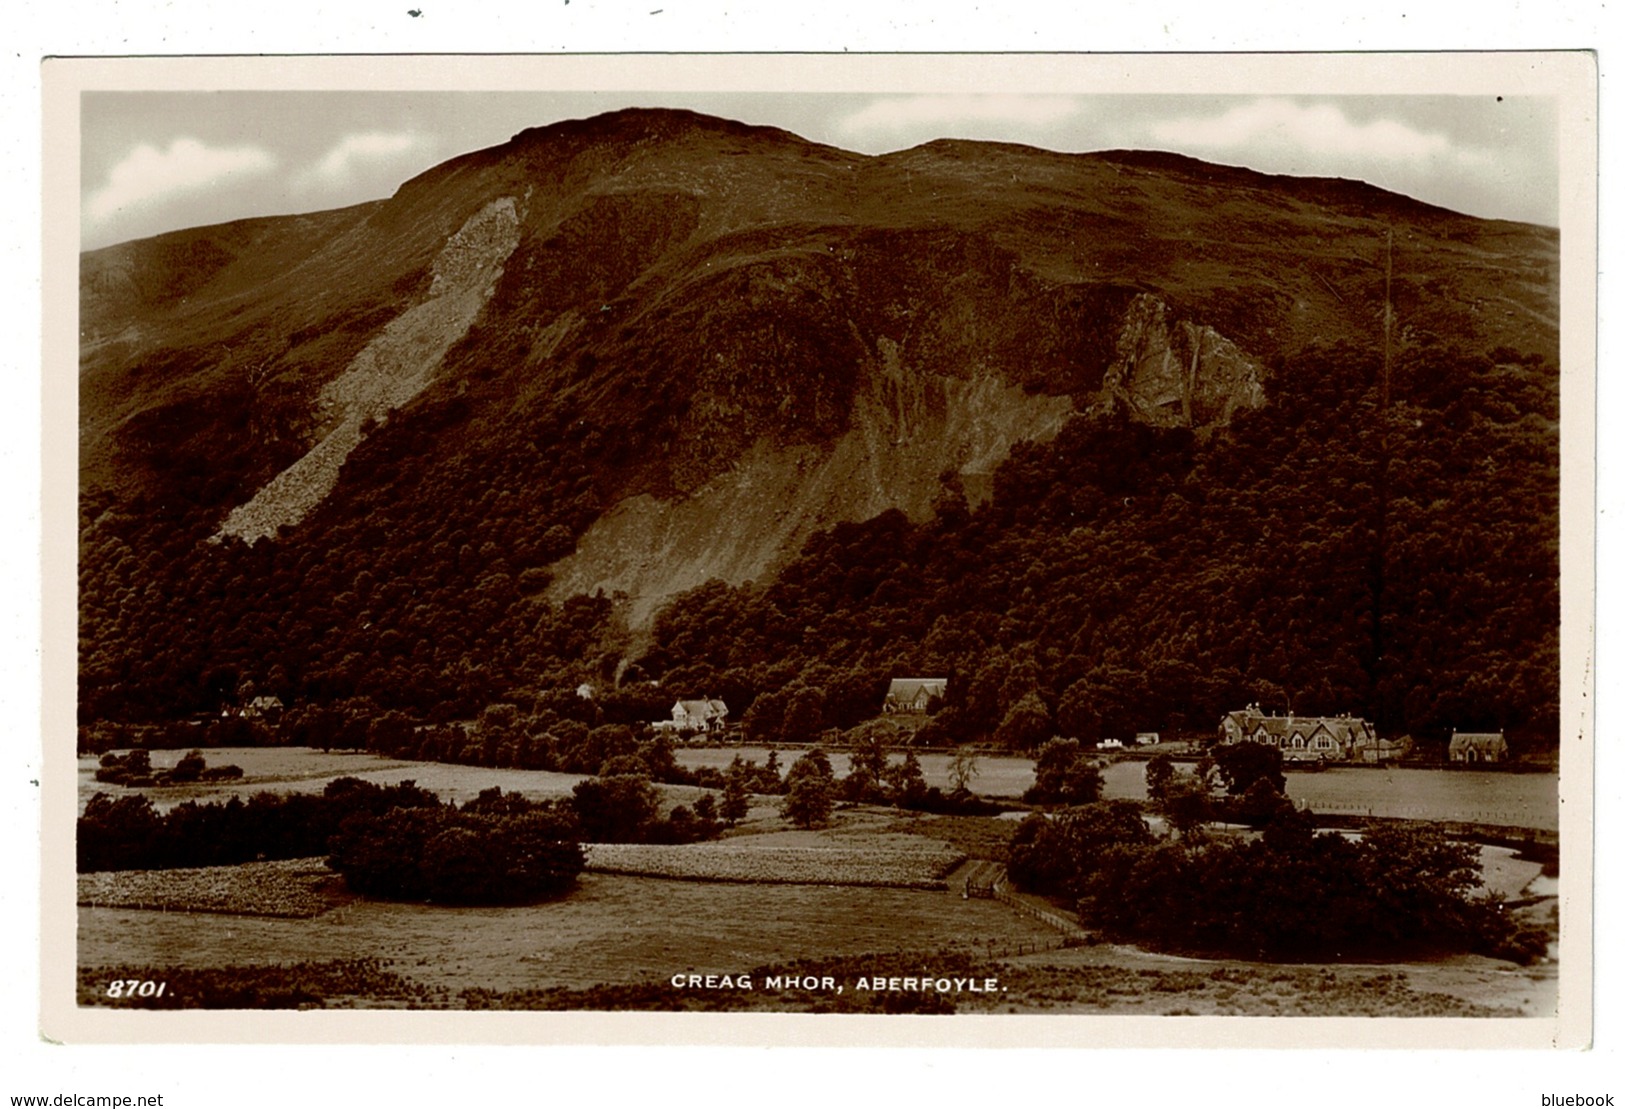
(1448, 730, 1509, 764)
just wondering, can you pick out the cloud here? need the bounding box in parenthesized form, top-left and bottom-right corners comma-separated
(86, 138, 277, 224)
(296, 131, 433, 191)
(1148, 99, 1486, 168)
(834, 95, 1086, 146)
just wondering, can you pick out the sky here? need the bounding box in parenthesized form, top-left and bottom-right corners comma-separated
(79, 89, 1560, 250)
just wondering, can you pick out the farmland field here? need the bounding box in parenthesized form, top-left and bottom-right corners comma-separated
(585, 834, 962, 887)
(77, 748, 594, 813)
(74, 763, 1558, 1014)
(79, 871, 1059, 996)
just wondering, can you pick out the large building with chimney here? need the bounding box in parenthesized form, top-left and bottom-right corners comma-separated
(1217, 704, 1405, 763)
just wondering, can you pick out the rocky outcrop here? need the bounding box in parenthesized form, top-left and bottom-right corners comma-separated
(214, 198, 522, 543)
(548, 356, 1075, 627)
(1093, 294, 1265, 429)
(547, 291, 1263, 627)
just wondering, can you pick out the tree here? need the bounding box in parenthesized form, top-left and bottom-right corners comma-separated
(1229, 777, 1298, 827)
(843, 733, 891, 802)
(169, 749, 207, 783)
(1006, 800, 1153, 898)
(1156, 771, 1214, 837)
(994, 691, 1054, 749)
(783, 773, 835, 828)
(780, 686, 828, 745)
(884, 750, 928, 806)
(782, 749, 836, 828)
(720, 759, 752, 825)
(1143, 753, 1175, 802)
(568, 774, 659, 842)
(1212, 742, 1287, 797)
(1024, 738, 1103, 805)
(948, 746, 979, 794)
(329, 806, 583, 905)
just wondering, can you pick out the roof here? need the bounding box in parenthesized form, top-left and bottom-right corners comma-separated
(1449, 731, 1507, 751)
(674, 699, 728, 717)
(886, 678, 947, 702)
(1225, 709, 1375, 745)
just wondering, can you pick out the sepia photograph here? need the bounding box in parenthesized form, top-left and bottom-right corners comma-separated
(38, 51, 1595, 1048)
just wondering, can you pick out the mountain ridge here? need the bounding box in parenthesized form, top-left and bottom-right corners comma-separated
(77, 109, 1559, 742)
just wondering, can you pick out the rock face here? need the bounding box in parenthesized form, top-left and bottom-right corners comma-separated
(549, 370, 1076, 626)
(1093, 294, 1266, 429)
(214, 198, 522, 543)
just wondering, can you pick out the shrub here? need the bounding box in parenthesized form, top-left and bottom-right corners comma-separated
(328, 806, 582, 905)
(1023, 738, 1103, 805)
(1006, 800, 1153, 897)
(782, 750, 836, 828)
(569, 774, 660, 842)
(1079, 819, 1530, 962)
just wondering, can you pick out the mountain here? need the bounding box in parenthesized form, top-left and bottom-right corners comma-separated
(78, 108, 1560, 745)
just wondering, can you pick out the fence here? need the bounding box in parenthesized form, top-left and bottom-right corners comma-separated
(1299, 798, 1551, 829)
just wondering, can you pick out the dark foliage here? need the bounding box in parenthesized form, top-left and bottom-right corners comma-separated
(1010, 808, 1539, 963)
(77, 776, 440, 872)
(1005, 801, 1154, 898)
(93, 748, 242, 788)
(1212, 742, 1286, 797)
(1023, 738, 1104, 806)
(782, 749, 837, 828)
(628, 342, 1556, 750)
(327, 804, 583, 905)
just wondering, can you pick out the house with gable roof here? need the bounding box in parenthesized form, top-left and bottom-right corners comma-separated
(1216, 703, 1385, 763)
(1448, 730, 1509, 764)
(664, 698, 729, 733)
(883, 678, 947, 714)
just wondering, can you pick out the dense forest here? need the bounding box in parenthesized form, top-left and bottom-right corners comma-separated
(79, 329, 1556, 752)
(633, 337, 1558, 749)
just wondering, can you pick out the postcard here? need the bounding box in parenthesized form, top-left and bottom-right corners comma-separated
(40, 51, 1596, 1047)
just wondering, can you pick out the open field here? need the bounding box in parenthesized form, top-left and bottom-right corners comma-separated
(77, 796, 1558, 1015)
(77, 748, 593, 813)
(585, 835, 962, 888)
(78, 858, 343, 918)
(79, 870, 1060, 996)
(78, 872, 1554, 1015)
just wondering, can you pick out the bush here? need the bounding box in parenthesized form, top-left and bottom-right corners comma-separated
(569, 774, 660, 842)
(77, 776, 441, 872)
(1023, 738, 1103, 805)
(782, 750, 836, 828)
(1078, 819, 1528, 962)
(328, 806, 583, 905)
(1006, 801, 1152, 898)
